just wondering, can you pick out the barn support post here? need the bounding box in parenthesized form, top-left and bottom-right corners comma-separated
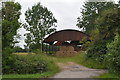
(46, 44, 47, 54)
(52, 45, 53, 54)
(49, 44, 50, 54)
(40, 41, 42, 53)
(46, 44, 48, 54)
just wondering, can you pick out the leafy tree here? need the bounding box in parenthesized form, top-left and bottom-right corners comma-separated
(76, 1, 116, 34)
(96, 7, 120, 40)
(105, 34, 120, 75)
(2, 2, 21, 74)
(91, 9, 118, 52)
(78, 1, 119, 64)
(90, 4, 120, 61)
(2, 2, 21, 52)
(24, 3, 57, 51)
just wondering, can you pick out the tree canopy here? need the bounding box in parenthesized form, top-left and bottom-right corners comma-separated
(77, 1, 120, 75)
(2, 2, 21, 74)
(24, 3, 57, 51)
(2, 2, 21, 53)
(76, 1, 116, 34)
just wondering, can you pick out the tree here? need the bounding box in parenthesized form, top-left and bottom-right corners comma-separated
(2, 2, 21, 52)
(76, 1, 116, 34)
(105, 34, 120, 75)
(24, 3, 57, 51)
(79, 1, 119, 63)
(95, 7, 120, 40)
(2, 2, 21, 74)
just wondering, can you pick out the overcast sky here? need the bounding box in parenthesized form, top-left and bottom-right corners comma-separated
(16, 0, 85, 30)
(15, 0, 118, 48)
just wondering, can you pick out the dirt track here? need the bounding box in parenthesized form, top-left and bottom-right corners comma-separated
(53, 62, 107, 78)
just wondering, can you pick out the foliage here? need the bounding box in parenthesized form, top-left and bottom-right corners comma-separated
(76, 1, 116, 34)
(95, 8, 120, 40)
(2, 51, 16, 74)
(86, 40, 107, 62)
(104, 34, 120, 75)
(3, 53, 60, 78)
(2, 2, 21, 74)
(24, 3, 57, 51)
(80, 38, 91, 50)
(3, 52, 105, 78)
(77, 1, 119, 75)
(2, 2, 21, 49)
(14, 55, 48, 74)
(90, 5, 120, 58)
(3, 54, 48, 74)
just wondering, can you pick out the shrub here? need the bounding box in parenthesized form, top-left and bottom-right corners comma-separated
(3, 54, 48, 74)
(2, 47, 16, 74)
(32, 49, 42, 54)
(2, 54, 16, 74)
(86, 40, 107, 62)
(105, 34, 120, 75)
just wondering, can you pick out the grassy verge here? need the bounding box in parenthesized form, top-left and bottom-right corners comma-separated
(95, 73, 120, 79)
(2, 71, 58, 78)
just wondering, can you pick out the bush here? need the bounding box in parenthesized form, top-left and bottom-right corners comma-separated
(2, 47, 16, 74)
(86, 40, 107, 62)
(14, 55, 48, 74)
(3, 54, 48, 74)
(105, 34, 120, 75)
(2, 54, 16, 74)
(32, 49, 42, 54)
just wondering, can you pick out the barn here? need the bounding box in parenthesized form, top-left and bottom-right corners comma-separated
(43, 29, 90, 56)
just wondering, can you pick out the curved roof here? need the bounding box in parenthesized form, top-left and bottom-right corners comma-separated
(43, 29, 90, 45)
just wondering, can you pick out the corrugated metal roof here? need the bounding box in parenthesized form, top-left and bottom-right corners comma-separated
(43, 29, 90, 45)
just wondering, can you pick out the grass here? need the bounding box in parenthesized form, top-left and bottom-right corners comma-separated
(12, 51, 105, 69)
(2, 71, 58, 78)
(95, 73, 120, 79)
(13, 52, 36, 55)
(3, 51, 105, 78)
(43, 51, 105, 69)
(3, 73, 48, 78)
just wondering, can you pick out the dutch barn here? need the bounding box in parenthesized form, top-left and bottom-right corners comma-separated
(43, 29, 91, 56)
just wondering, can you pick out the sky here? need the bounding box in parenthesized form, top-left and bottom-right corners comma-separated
(16, 0, 85, 30)
(15, 0, 85, 48)
(15, 0, 119, 48)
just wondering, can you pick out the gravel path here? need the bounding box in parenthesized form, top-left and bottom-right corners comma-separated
(53, 62, 107, 78)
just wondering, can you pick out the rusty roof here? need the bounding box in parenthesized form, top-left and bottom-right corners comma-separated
(43, 29, 90, 45)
